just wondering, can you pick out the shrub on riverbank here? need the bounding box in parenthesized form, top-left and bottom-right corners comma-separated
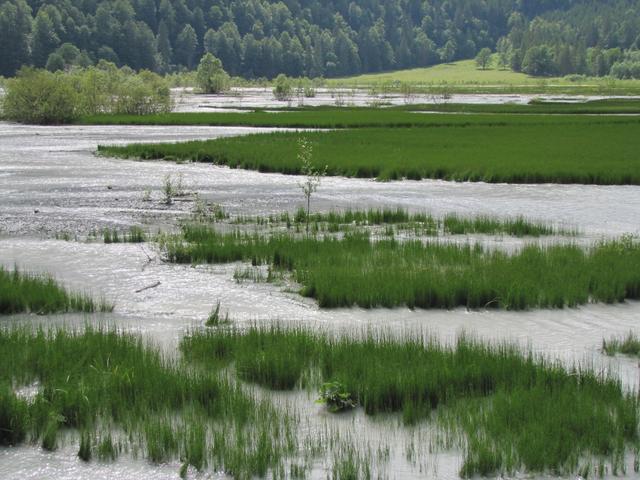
(1, 65, 171, 124)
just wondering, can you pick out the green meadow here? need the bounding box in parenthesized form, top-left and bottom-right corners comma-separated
(100, 118, 640, 184)
(328, 58, 640, 95)
(162, 227, 640, 310)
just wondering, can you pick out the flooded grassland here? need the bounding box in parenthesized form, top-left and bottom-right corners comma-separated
(1, 101, 640, 480)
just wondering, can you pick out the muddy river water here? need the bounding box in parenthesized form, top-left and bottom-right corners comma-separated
(1, 114, 640, 479)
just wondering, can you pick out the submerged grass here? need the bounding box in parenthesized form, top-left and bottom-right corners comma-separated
(235, 208, 558, 237)
(0, 267, 113, 315)
(0, 327, 296, 478)
(98, 120, 640, 185)
(163, 227, 640, 310)
(101, 226, 147, 244)
(181, 326, 640, 477)
(603, 332, 640, 357)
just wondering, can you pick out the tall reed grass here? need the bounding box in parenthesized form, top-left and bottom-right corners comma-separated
(182, 326, 640, 477)
(164, 227, 640, 310)
(603, 332, 640, 357)
(0, 267, 113, 314)
(234, 208, 559, 237)
(98, 120, 640, 184)
(0, 327, 296, 478)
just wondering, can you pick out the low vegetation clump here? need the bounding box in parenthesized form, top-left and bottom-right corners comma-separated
(0, 327, 296, 477)
(162, 227, 640, 310)
(0, 267, 112, 315)
(603, 332, 640, 357)
(101, 226, 146, 244)
(181, 326, 640, 477)
(233, 208, 559, 237)
(98, 119, 640, 185)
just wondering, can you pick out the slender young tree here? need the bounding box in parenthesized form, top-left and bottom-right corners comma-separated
(475, 48, 492, 70)
(297, 138, 326, 234)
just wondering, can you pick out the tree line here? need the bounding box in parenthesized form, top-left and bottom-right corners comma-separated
(1, 0, 640, 79)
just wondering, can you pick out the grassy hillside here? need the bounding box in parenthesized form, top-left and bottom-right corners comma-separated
(332, 60, 532, 84)
(329, 59, 640, 94)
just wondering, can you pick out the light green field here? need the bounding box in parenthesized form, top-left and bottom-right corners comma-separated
(332, 59, 532, 84)
(329, 59, 640, 94)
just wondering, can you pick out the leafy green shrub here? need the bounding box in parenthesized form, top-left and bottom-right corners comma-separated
(1, 64, 172, 123)
(2, 67, 78, 123)
(196, 53, 229, 94)
(273, 74, 293, 101)
(316, 381, 356, 413)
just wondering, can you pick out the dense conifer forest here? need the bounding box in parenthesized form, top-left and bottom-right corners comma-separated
(1, 0, 640, 79)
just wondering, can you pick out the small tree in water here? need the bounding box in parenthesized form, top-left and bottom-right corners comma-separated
(297, 138, 326, 233)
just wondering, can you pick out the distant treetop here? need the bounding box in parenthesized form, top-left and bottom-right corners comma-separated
(1, 0, 640, 79)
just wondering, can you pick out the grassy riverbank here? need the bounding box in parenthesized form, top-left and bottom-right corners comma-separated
(100, 119, 640, 184)
(182, 326, 639, 477)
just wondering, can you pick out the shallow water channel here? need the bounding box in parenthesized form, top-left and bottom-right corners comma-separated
(1, 118, 640, 479)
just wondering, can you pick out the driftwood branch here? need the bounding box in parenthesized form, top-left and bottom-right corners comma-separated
(135, 281, 161, 293)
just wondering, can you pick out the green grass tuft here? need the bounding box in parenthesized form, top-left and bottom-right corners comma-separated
(603, 332, 640, 357)
(0, 327, 296, 478)
(0, 267, 113, 315)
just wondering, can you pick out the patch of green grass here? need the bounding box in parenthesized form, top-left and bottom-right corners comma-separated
(99, 119, 640, 185)
(441, 213, 556, 236)
(233, 208, 559, 237)
(329, 59, 640, 94)
(181, 326, 640, 477)
(0, 267, 113, 315)
(402, 98, 640, 114)
(0, 327, 296, 478)
(102, 226, 147, 244)
(86, 104, 640, 128)
(603, 332, 640, 357)
(163, 227, 640, 310)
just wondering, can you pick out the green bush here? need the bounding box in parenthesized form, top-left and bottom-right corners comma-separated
(1, 64, 172, 124)
(273, 74, 293, 101)
(196, 53, 230, 94)
(2, 67, 78, 123)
